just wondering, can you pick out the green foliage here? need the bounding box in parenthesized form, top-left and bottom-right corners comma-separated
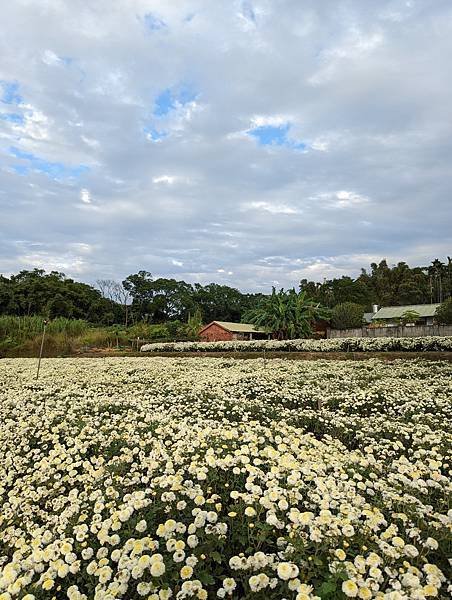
(435, 298, 452, 324)
(301, 257, 452, 308)
(122, 272, 263, 324)
(331, 302, 364, 330)
(1, 257, 451, 330)
(0, 316, 201, 357)
(399, 310, 421, 325)
(186, 308, 203, 338)
(0, 315, 89, 343)
(0, 269, 119, 323)
(244, 287, 329, 340)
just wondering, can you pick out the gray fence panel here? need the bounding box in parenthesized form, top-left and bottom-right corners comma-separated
(327, 325, 452, 339)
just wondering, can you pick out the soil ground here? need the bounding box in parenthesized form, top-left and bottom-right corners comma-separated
(15, 349, 452, 361)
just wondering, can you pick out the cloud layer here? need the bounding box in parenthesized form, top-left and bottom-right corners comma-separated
(1, 0, 451, 291)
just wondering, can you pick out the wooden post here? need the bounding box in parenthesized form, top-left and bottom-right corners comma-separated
(36, 320, 48, 380)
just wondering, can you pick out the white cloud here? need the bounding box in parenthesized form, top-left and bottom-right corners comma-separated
(14, 106, 49, 142)
(250, 114, 291, 128)
(1, 0, 451, 290)
(242, 201, 300, 215)
(81, 135, 100, 148)
(17, 250, 89, 274)
(335, 190, 369, 207)
(42, 49, 63, 66)
(153, 175, 176, 185)
(80, 188, 92, 203)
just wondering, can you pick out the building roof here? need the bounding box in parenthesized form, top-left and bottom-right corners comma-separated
(200, 321, 266, 334)
(363, 312, 374, 324)
(372, 304, 440, 320)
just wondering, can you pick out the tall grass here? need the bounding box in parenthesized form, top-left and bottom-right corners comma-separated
(0, 316, 90, 344)
(0, 315, 196, 357)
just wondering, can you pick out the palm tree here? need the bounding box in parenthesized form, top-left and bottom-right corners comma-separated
(244, 287, 330, 340)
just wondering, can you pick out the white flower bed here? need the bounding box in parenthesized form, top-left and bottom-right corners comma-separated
(0, 357, 451, 599)
(140, 336, 452, 353)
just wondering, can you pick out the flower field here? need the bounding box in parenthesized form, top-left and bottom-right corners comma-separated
(0, 357, 451, 600)
(140, 337, 452, 354)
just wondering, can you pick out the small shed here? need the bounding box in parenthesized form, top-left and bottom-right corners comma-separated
(199, 321, 269, 342)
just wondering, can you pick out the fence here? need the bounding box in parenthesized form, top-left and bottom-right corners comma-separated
(327, 324, 452, 339)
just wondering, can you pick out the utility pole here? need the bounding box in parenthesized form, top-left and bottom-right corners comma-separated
(36, 319, 48, 380)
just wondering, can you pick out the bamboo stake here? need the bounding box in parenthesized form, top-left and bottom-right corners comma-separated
(36, 319, 48, 380)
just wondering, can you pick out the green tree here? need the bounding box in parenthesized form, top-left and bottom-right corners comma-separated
(399, 310, 421, 326)
(331, 302, 364, 329)
(148, 278, 195, 322)
(0, 269, 116, 322)
(186, 308, 203, 338)
(122, 271, 154, 321)
(244, 287, 329, 340)
(192, 283, 249, 323)
(435, 298, 452, 325)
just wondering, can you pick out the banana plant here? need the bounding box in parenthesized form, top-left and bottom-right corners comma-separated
(244, 287, 330, 339)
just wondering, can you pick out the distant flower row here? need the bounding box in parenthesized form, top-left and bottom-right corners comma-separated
(141, 336, 452, 353)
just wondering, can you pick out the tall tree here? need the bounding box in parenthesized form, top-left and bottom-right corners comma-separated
(122, 271, 154, 321)
(244, 287, 329, 340)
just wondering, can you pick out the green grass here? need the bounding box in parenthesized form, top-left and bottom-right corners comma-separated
(0, 316, 197, 357)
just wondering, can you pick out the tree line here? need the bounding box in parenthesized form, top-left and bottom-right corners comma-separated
(0, 269, 264, 325)
(0, 257, 450, 326)
(300, 258, 452, 308)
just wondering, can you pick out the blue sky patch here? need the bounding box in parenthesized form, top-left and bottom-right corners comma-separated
(1, 81, 22, 105)
(143, 13, 167, 31)
(9, 147, 89, 179)
(0, 112, 24, 124)
(153, 85, 197, 117)
(12, 164, 29, 176)
(144, 126, 168, 142)
(248, 123, 306, 150)
(154, 89, 174, 116)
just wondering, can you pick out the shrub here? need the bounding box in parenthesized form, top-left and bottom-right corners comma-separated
(331, 302, 364, 329)
(435, 298, 452, 324)
(399, 310, 421, 325)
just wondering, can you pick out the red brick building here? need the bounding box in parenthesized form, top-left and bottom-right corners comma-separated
(199, 321, 269, 342)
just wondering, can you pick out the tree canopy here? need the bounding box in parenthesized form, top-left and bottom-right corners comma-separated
(1, 257, 450, 326)
(300, 258, 452, 308)
(243, 287, 329, 340)
(331, 302, 365, 330)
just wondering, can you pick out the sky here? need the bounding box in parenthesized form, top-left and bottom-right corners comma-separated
(1, 0, 451, 292)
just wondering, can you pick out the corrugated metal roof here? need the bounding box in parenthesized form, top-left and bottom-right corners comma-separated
(372, 304, 440, 320)
(211, 321, 266, 333)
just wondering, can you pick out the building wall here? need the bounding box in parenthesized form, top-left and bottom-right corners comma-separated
(199, 323, 234, 342)
(327, 324, 452, 339)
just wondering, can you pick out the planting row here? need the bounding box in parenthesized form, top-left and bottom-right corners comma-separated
(140, 336, 452, 354)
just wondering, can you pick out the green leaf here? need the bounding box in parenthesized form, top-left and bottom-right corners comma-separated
(199, 572, 215, 585)
(317, 580, 337, 595)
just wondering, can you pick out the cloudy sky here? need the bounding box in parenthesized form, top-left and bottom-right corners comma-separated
(1, 0, 451, 291)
